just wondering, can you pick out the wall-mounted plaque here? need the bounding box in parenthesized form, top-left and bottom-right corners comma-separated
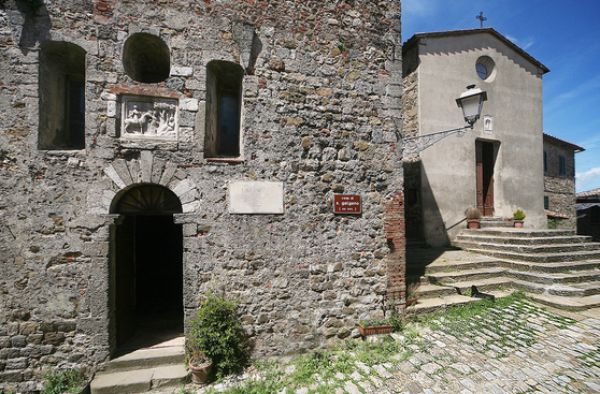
(483, 115, 493, 134)
(333, 194, 362, 215)
(120, 95, 178, 140)
(229, 181, 284, 214)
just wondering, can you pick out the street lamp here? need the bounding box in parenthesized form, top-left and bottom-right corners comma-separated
(402, 85, 488, 156)
(456, 84, 488, 128)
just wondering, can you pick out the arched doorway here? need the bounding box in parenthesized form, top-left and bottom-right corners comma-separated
(110, 184, 183, 353)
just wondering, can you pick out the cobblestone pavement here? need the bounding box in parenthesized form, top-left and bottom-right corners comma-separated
(170, 298, 600, 394)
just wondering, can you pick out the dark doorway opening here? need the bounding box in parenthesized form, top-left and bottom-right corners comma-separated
(476, 141, 496, 217)
(111, 185, 183, 355)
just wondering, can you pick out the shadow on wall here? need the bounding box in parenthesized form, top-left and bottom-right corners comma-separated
(4, 0, 52, 54)
(420, 163, 452, 247)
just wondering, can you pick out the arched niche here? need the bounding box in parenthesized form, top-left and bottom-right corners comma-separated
(122, 33, 171, 83)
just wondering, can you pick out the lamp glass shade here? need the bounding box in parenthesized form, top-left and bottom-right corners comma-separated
(456, 86, 487, 125)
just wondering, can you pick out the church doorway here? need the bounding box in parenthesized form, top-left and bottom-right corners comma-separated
(110, 184, 183, 354)
(476, 140, 496, 217)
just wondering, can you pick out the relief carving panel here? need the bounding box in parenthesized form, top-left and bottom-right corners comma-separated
(120, 95, 178, 140)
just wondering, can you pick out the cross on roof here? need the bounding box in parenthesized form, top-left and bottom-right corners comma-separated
(476, 11, 487, 28)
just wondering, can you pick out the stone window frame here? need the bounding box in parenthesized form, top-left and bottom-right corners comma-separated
(38, 41, 86, 151)
(203, 60, 245, 161)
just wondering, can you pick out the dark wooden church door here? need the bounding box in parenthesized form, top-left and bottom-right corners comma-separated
(476, 141, 495, 217)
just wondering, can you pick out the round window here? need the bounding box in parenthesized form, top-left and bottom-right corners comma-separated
(475, 56, 495, 82)
(123, 33, 170, 83)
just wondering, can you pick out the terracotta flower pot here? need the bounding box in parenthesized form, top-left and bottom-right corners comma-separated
(189, 360, 213, 384)
(467, 219, 480, 229)
(514, 220, 524, 228)
(357, 323, 393, 337)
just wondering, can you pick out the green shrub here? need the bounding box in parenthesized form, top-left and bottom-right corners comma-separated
(41, 369, 85, 394)
(187, 293, 251, 377)
(513, 208, 526, 220)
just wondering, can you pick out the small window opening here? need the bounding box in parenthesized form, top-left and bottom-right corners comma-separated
(123, 33, 170, 83)
(544, 196, 549, 210)
(204, 60, 244, 158)
(543, 151, 547, 174)
(38, 41, 86, 150)
(559, 155, 566, 176)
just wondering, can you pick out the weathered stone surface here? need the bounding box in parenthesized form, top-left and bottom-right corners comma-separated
(0, 1, 402, 392)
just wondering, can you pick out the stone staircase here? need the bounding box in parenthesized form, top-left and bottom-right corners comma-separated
(90, 337, 189, 394)
(406, 228, 600, 313)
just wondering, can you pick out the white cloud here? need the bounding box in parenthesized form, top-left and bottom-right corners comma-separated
(576, 166, 600, 192)
(577, 167, 600, 181)
(506, 34, 535, 50)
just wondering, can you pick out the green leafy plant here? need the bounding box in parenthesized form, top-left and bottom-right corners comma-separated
(547, 218, 564, 229)
(41, 369, 85, 394)
(187, 292, 251, 378)
(513, 208, 526, 220)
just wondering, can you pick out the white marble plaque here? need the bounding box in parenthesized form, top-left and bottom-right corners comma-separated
(228, 181, 284, 214)
(483, 115, 493, 133)
(120, 95, 178, 140)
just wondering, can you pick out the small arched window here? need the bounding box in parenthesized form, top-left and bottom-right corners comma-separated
(38, 41, 86, 150)
(204, 60, 244, 158)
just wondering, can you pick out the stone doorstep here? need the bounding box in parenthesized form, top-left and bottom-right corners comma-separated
(510, 279, 600, 297)
(455, 241, 600, 254)
(460, 247, 600, 263)
(454, 234, 593, 245)
(509, 269, 600, 285)
(414, 283, 457, 298)
(406, 291, 513, 315)
(462, 228, 576, 237)
(91, 364, 189, 394)
(100, 346, 185, 373)
(528, 293, 600, 312)
(424, 259, 503, 274)
(427, 267, 507, 284)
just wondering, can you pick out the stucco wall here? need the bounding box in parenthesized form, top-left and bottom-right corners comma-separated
(0, 1, 402, 391)
(411, 32, 546, 246)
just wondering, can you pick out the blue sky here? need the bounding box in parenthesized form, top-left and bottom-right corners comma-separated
(402, 0, 600, 192)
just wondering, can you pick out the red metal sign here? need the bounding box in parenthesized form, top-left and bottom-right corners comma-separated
(333, 194, 362, 214)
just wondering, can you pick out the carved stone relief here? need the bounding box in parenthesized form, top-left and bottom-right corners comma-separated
(120, 95, 178, 140)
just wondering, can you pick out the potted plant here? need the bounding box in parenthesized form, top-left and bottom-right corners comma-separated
(465, 207, 482, 229)
(186, 292, 251, 383)
(513, 208, 526, 228)
(185, 345, 213, 384)
(357, 319, 394, 337)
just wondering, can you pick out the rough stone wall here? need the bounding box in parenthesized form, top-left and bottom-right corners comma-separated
(544, 141, 576, 228)
(401, 66, 418, 140)
(0, 0, 402, 391)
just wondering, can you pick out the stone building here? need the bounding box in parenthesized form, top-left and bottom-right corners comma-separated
(0, 0, 403, 391)
(543, 132, 584, 228)
(402, 28, 549, 247)
(577, 188, 600, 241)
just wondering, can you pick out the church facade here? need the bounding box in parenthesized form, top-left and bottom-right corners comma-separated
(0, 1, 403, 391)
(402, 28, 549, 246)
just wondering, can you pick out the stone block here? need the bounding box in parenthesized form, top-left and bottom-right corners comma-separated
(228, 181, 285, 214)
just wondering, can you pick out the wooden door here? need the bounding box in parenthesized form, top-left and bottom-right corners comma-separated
(476, 141, 495, 216)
